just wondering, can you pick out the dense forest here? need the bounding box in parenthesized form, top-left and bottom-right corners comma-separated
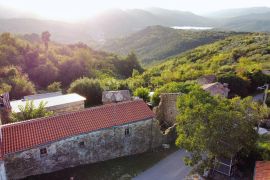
(127, 33, 270, 98)
(100, 26, 239, 64)
(0, 33, 143, 100)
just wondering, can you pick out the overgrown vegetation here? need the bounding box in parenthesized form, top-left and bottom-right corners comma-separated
(128, 33, 270, 98)
(11, 101, 53, 122)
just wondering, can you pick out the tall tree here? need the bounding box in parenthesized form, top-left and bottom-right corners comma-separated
(176, 89, 269, 167)
(41, 31, 51, 51)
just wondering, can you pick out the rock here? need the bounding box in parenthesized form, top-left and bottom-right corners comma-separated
(162, 144, 170, 149)
(119, 174, 132, 180)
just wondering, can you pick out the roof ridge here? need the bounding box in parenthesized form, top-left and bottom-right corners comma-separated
(1, 100, 143, 128)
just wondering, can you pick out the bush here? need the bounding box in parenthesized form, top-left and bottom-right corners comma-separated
(68, 77, 102, 107)
(11, 101, 53, 122)
(255, 134, 270, 160)
(218, 73, 250, 97)
(246, 70, 270, 93)
(151, 82, 198, 106)
(47, 82, 61, 92)
(134, 87, 150, 102)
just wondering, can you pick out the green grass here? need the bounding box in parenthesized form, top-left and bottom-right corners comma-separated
(25, 145, 177, 180)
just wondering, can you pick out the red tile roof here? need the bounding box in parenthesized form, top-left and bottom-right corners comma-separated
(0, 100, 154, 157)
(254, 161, 270, 180)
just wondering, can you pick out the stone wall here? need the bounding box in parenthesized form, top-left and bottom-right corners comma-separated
(153, 93, 181, 126)
(47, 101, 85, 115)
(4, 118, 172, 179)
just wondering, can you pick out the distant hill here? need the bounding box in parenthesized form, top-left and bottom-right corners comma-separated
(2, 6, 270, 44)
(0, 7, 214, 43)
(219, 12, 270, 32)
(0, 18, 95, 44)
(205, 7, 270, 18)
(99, 26, 238, 64)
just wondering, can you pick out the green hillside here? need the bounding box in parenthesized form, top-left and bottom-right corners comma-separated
(100, 26, 238, 64)
(128, 33, 270, 96)
(0, 33, 142, 99)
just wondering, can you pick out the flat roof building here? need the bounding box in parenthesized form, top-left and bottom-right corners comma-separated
(10, 93, 86, 114)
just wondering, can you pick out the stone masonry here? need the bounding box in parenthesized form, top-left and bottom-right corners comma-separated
(47, 101, 85, 115)
(154, 93, 181, 126)
(3, 118, 173, 179)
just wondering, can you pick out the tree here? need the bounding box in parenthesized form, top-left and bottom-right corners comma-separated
(176, 88, 268, 167)
(0, 66, 36, 100)
(30, 62, 59, 88)
(116, 53, 143, 78)
(58, 59, 89, 87)
(134, 87, 150, 102)
(47, 82, 61, 92)
(151, 82, 198, 106)
(11, 101, 53, 122)
(218, 73, 250, 97)
(41, 31, 51, 51)
(68, 78, 102, 107)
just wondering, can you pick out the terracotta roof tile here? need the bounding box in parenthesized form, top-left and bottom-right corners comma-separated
(0, 100, 154, 157)
(254, 161, 270, 180)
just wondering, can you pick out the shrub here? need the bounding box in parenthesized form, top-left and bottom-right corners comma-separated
(218, 73, 250, 97)
(134, 87, 150, 102)
(11, 101, 53, 122)
(151, 82, 198, 106)
(68, 77, 102, 107)
(255, 134, 270, 160)
(47, 82, 61, 92)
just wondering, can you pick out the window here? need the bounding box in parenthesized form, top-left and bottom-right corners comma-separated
(124, 127, 130, 136)
(40, 148, 47, 156)
(79, 141, 85, 148)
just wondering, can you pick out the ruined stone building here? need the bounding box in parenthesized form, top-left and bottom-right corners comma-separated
(0, 99, 172, 180)
(154, 93, 181, 127)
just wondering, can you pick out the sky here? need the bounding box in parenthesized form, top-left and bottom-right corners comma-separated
(1, 0, 270, 21)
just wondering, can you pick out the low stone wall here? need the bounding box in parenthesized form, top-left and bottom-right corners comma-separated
(48, 101, 85, 115)
(154, 93, 181, 126)
(4, 118, 173, 179)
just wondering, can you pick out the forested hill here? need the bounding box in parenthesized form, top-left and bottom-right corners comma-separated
(128, 33, 270, 97)
(100, 26, 239, 65)
(0, 33, 143, 100)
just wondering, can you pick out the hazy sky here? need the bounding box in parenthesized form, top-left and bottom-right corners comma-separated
(1, 0, 270, 21)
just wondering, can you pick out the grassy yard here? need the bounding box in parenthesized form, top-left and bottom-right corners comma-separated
(24, 145, 177, 180)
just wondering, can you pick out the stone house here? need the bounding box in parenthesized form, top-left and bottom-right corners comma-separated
(0, 100, 172, 180)
(10, 93, 86, 116)
(202, 82, 230, 98)
(197, 75, 217, 85)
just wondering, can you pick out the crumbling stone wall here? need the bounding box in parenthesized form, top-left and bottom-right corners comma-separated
(154, 93, 181, 125)
(47, 101, 85, 115)
(4, 118, 173, 179)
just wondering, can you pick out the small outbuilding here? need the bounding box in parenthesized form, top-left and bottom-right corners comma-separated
(10, 93, 86, 115)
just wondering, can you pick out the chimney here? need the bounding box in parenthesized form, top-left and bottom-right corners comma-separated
(0, 93, 11, 124)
